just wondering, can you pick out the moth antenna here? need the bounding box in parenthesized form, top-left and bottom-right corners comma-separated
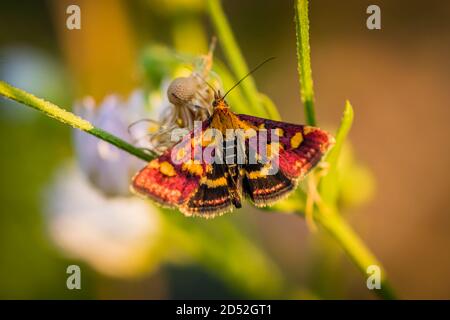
(223, 57, 276, 99)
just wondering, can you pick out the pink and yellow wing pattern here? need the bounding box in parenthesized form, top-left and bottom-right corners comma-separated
(237, 114, 335, 206)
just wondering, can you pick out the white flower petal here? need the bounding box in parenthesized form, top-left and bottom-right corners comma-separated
(45, 162, 162, 278)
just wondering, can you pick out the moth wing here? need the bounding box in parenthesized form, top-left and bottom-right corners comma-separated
(131, 121, 209, 210)
(181, 163, 236, 217)
(237, 114, 334, 206)
(237, 114, 334, 181)
(241, 162, 295, 207)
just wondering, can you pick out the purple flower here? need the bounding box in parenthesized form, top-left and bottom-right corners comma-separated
(73, 91, 151, 196)
(45, 90, 165, 277)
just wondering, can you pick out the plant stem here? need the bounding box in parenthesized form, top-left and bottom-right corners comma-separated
(207, 0, 279, 119)
(295, 0, 316, 126)
(0, 81, 155, 162)
(293, 0, 396, 298)
(312, 206, 397, 300)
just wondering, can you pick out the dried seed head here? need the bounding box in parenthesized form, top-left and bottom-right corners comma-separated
(167, 77, 197, 105)
(134, 39, 220, 155)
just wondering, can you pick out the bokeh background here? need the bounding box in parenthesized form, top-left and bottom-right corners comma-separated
(0, 0, 449, 299)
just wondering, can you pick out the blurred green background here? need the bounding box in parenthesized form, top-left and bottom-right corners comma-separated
(0, 0, 449, 299)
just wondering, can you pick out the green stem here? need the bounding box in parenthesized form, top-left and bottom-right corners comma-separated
(313, 207, 397, 300)
(207, 0, 279, 119)
(295, 0, 316, 126)
(293, 0, 396, 298)
(0, 81, 155, 162)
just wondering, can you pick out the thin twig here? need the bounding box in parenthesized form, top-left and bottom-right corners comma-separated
(0, 81, 155, 162)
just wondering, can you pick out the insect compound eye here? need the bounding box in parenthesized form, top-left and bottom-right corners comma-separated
(167, 77, 197, 105)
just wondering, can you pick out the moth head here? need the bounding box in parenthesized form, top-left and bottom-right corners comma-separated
(212, 90, 228, 109)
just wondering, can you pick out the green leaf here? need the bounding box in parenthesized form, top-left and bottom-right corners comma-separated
(295, 0, 316, 126)
(320, 100, 354, 205)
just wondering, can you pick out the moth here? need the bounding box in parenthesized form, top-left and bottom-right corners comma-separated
(132, 91, 335, 218)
